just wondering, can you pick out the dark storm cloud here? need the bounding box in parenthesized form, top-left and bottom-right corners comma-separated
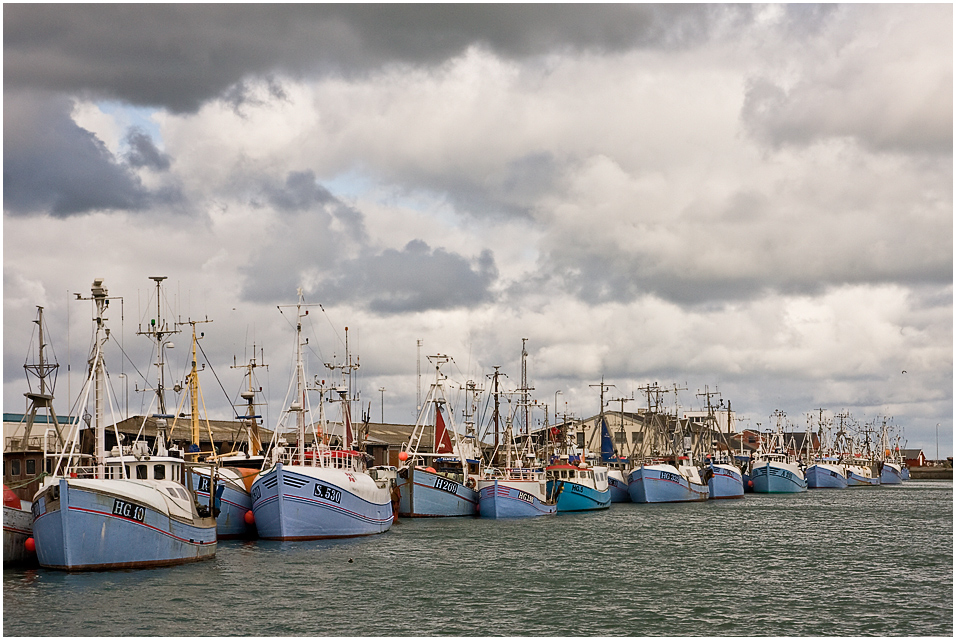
(4, 4, 750, 113)
(261, 170, 368, 244)
(124, 126, 170, 171)
(3, 93, 150, 216)
(317, 240, 499, 314)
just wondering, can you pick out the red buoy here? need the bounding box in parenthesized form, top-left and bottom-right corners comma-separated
(398, 451, 409, 462)
(747, 480, 754, 488)
(24, 537, 36, 553)
(244, 510, 255, 525)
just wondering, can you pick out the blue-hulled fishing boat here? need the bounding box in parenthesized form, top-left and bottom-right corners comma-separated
(32, 278, 217, 570)
(250, 292, 393, 540)
(545, 458, 611, 511)
(750, 412, 807, 494)
(395, 355, 480, 517)
(628, 460, 710, 503)
(476, 366, 556, 519)
(805, 456, 848, 489)
(706, 457, 745, 499)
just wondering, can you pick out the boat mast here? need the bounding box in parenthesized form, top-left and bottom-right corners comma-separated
(184, 318, 212, 456)
(19, 305, 64, 449)
(137, 276, 180, 419)
(232, 346, 266, 456)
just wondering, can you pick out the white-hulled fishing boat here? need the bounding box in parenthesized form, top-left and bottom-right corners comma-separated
(395, 355, 480, 517)
(32, 278, 216, 571)
(250, 292, 393, 540)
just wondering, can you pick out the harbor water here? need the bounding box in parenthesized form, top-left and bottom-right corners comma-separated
(4, 480, 952, 637)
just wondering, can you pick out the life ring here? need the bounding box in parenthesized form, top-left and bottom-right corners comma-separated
(465, 477, 476, 489)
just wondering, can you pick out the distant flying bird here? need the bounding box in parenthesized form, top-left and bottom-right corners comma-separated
(902, 370, 907, 374)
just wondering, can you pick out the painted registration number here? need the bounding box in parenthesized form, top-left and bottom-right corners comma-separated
(313, 482, 342, 503)
(112, 498, 146, 523)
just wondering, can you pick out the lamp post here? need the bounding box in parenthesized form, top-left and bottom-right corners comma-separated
(936, 423, 940, 463)
(380, 387, 386, 424)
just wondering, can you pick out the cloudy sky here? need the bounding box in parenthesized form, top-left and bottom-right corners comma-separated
(3, 4, 952, 457)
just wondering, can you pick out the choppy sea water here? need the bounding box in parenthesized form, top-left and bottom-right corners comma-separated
(4, 480, 952, 637)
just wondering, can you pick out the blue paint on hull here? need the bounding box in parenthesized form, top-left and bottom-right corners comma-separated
(806, 464, 848, 489)
(477, 480, 556, 518)
(32, 478, 216, 571)
(547, 480, 611, 512)
(251, 464, 392, 540)
(608, 474, 631, 503)
(880, 463, 904, 485)
(751, 462, 808, 493)
(191, 476, 256, 538)
(396, 467, 477, 517)
(707, 464, 744, 499)
(627, 465, 709, 503)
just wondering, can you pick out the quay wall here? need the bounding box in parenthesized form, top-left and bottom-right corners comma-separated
(908, 466, 953, 480)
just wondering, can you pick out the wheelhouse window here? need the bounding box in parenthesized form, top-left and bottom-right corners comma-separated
(136, 465, 148, 479)
(11, 459, 21, 476)
(154, 464, 166, 480)
(26, 459, 36, 475)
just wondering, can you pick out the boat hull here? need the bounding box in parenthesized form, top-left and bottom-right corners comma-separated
(396, 467, 478, 517)
(251, 464, 393, 540)
(806, 463, 848, 489)
(477, 479, 557, 518)
(191, 466, 258, 538)
(627, 465, 709, 503)
(707, 464, 744, 499)
(880, 462, 904, 485)
(32, 478, 216, 571)
(607, 470, 631, 503)
(548, 480, 611, 512)
(3, 502, 35, 567)
(751, 461, 808, 493)
(846, 465, 880, 486)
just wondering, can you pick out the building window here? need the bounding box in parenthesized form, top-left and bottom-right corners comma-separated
(576, 432, 585, 448)
(631, 432, 643, 444)
(615, 432, 627, 445)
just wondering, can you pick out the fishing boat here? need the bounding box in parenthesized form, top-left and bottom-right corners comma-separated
(3, 305, 66, 566)
(597, 395, 632, 503)
(628, 460, 710, 503)
(627, 384, 709, 503)
(476, 365, 556, 518)
(178, 327, 260, 539)
(32, 278, 217, 570)
(878, 420, 905, 485)
(805, 458, 848, 489)
(697, 389, 743, 499)
(544, 383, 613, 511)
(395, 355, 480, 517)
(844, 419, 880, 487)
(845, 458, 880, 486)
(545, 457, 611, 511)
(250, 292, 393, 539)
(750, 412, 807, 493)
(804, 411, 847, 489)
